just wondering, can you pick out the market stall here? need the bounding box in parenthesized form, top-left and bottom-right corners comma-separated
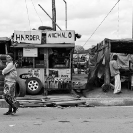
(12, 30, 75, 95)
(86, 38, 133, 92)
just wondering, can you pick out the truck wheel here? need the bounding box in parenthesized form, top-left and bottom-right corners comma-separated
(25, 77, 42, 95)
(15, 82, 26, 97)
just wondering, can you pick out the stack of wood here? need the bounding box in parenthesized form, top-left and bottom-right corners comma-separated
(17, 96, 87, 108)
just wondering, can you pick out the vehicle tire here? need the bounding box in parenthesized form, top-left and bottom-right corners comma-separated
(15, 82, 26, 97)
(25, 77, 43, 95)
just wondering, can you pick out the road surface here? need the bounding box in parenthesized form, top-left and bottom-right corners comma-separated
(0, 106, 133, 133)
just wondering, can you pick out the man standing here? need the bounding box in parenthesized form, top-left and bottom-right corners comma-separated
(109, 55, 122, 94)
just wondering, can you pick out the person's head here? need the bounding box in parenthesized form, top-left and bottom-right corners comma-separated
(113, 55, 118, 60)
(6, 53, 14, 63)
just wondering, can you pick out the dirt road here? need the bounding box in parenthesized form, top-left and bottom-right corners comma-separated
(1, 106, 133, 133)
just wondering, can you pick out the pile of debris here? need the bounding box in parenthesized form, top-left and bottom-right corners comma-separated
(17, 96, 91, 108)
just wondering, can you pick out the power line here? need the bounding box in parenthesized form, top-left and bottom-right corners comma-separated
(83, 0, 121, 47)
(25, 0, 31, 30)
(31, 0, 43, 26)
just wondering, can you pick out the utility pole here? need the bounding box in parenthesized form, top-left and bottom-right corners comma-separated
(52, 0, 56, 31)
(63, 0, 67, 30)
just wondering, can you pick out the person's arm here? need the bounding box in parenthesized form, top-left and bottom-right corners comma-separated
(2, 63, 14, 75)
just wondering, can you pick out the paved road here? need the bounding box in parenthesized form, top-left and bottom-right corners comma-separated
(1, 106, 133, 133)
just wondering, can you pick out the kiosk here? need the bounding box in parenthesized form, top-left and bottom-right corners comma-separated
(12, 30, 75, 95)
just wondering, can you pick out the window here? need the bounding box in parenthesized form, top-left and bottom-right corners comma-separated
(15, 49, 33, 68)
(49, 48, 71, 68)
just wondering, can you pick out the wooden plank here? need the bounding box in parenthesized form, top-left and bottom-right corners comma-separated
(53, 100, 86, 106)
(18, 99, 42, 102)
(17, 97, 46, 100)
(43, 99, 80, 102)
(20, 104, 44, 107)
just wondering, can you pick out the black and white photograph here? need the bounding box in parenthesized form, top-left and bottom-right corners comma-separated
(0, 0, 133, 133)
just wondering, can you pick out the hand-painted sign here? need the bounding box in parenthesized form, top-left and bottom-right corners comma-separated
(19, 69, 40, 79)
(46, 30, 75, 43)
(19, 73, 32, 79)
(48, 69, 71, 79)
(14, 30, 42, 44)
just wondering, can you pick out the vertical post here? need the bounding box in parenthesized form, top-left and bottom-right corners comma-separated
(33, 58, 35, 68)
(70, 49, 72, 80)
(63, 0, 67, 30)
(52, 0, 56, 31)
(77, 51, 79, 74)
(104, 39, 110, 86)
(65, 1, 67, 30)
(5, 43, 8, 54)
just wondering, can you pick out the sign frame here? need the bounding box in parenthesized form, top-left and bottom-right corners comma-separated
(46, 30, 75, 44)
(14, 30, 42, 44)
(23, 48, 38, 57)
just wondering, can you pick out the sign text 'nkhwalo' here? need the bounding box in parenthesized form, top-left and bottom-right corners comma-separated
(46, 30, 75, 43)
(14, 30, 42, 44)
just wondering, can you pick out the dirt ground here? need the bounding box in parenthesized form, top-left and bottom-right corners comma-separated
(72, 73, 133, 98)
(72, 73, 88, 84)
(1, 106, 133, 133)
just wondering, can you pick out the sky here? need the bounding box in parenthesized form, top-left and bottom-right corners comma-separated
(0, 0, 132, 49)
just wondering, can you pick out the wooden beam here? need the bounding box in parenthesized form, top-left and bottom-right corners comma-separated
(104, 39, 110, 85)
(102, 39, 111, 92)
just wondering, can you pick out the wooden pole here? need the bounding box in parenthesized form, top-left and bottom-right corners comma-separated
(102, 39, 111, 92)
(52, 0, 56, 31)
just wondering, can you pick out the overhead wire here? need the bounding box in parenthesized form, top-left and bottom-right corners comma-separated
(83, 0, 121, 47)
(25, 0, 31, 30)
(31, 0, 43, 26)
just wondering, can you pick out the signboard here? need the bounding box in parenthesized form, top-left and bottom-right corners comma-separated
(46, 30, 75, 43)
(23, 48, 38, 57)
(48, 69, 71, 79)
(14, 30, 42, 44)
(19, 69, 40, 79)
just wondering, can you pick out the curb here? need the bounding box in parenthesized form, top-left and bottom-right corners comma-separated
(81, 98, 133, 106)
